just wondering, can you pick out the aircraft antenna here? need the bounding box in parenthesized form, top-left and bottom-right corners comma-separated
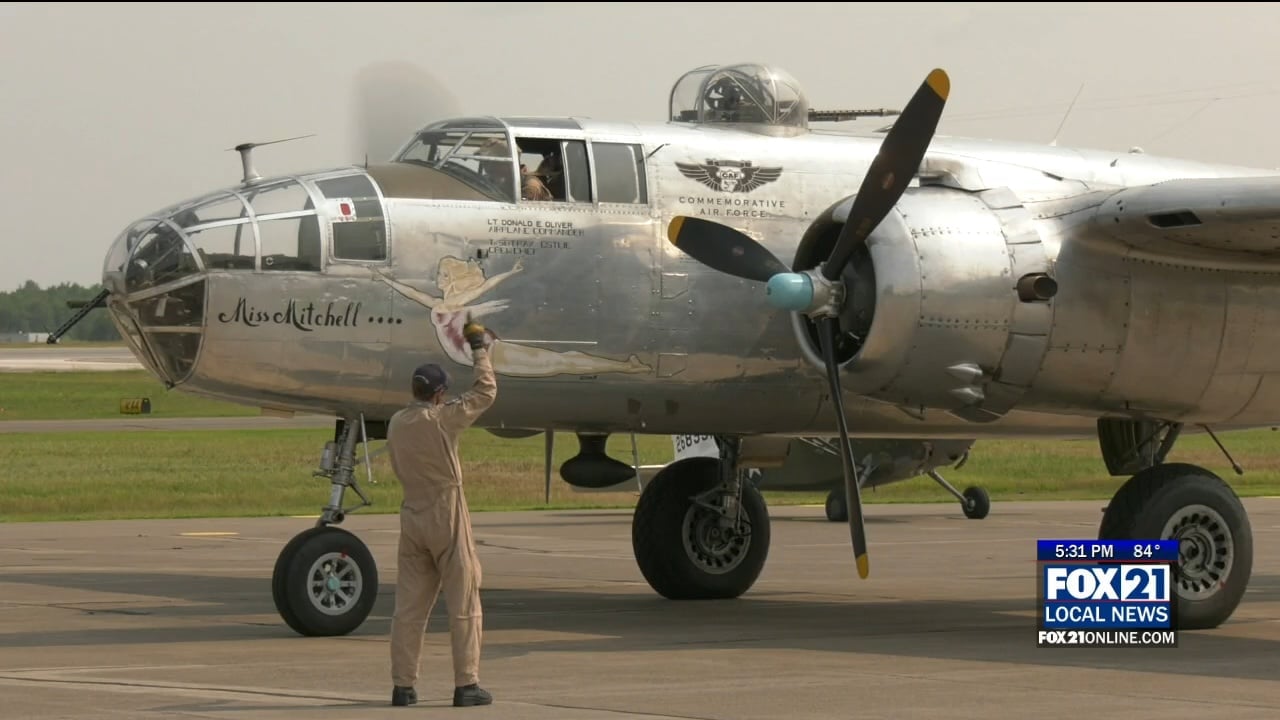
(1049, 83, 1085, 147)
(808, 108, 901, 123)
(227, 134, 317, 185)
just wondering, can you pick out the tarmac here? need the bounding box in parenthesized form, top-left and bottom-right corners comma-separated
(1, 500, 1278, 719)
(0, 345, 141, 372)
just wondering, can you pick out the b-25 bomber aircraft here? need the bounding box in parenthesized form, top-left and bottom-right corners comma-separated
(55, 61, 1276, 639)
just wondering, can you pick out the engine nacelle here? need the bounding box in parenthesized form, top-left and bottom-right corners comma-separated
(791, 185, 1058, 423)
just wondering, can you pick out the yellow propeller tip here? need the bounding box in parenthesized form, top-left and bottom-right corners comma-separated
(856, 553, 869, 579)
(667, 216, 686, 245)
(926, 69, 950, 100)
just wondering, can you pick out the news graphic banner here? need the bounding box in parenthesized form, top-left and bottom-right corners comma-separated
(1036, 540, 1179, 648)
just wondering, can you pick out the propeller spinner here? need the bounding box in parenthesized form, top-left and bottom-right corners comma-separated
(665, 68, 951, 579)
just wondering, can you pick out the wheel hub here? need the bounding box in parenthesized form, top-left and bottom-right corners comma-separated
(1162, 504, 1233, 601)
(682, 503, 750, 575)
(307, 551, 363, 616)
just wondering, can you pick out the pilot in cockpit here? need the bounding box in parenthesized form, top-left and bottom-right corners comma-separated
(520, 160, 552, 201)
(533, 150, 564, 199)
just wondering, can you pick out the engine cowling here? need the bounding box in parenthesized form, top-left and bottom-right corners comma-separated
(791, 185, 1057, 422)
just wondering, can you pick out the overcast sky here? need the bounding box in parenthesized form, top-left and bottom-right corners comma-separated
(3, 1, 1279, 291)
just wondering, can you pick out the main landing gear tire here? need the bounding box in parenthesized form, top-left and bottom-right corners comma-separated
(825, 488, 848, 523)
(272, 526, 379, 637)
(632, 457, 771, 600)
(1098, 462, 1253, 631)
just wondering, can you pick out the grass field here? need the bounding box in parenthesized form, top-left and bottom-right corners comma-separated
(0, 371, 256, 420)
(2, 370, 1279, 523)
(2, 423, 1279, 523)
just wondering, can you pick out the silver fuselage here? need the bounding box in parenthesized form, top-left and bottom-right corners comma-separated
(101, 115, 1280, 441)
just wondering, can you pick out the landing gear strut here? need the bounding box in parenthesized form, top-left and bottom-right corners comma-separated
(272, 415, 380, 636)
(1098, 462, 1252, 630)
(825, 469, 988, 522)
(928, 470, 990, 519)
(632, 435, 771, 599)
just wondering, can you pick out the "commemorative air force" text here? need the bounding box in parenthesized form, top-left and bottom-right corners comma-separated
(679, 196, 788, 218)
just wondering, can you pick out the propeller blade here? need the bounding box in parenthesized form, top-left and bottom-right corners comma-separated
(823, 69, 949, 282)
(667, 216, 790, 283)
(353, 61, 461, 164)
(817, 316, 869, 578)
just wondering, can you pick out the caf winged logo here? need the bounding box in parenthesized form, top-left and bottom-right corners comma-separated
(675, 159, 783, 194)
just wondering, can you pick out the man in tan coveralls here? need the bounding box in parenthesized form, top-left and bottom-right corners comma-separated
(387, 314, 497, 708)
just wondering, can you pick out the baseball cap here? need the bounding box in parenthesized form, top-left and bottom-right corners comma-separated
(412, 363, 449, 396)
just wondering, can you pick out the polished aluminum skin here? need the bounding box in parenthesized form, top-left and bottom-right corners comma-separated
(101, 63, 1280, 452)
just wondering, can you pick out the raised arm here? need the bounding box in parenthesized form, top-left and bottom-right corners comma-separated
(441, 316, 498, 434)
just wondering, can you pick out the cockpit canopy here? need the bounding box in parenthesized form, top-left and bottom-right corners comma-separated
(669, 63, 809, 134)
(391, 117, 516, 203)
(389, 116, 649, 206)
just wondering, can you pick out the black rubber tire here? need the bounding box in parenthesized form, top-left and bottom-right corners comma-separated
(632, 457, 771, 600)
(825, 488, 848, 522)
(272, 526, 378, 636)
(1098, 463, 1253, 630)
(271, 526, 324, 633)
(962, 486, 990, 519)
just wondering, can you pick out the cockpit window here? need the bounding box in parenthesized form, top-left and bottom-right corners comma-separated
(515, 137, 590, 203)
(241, 179, 323, 272)
(314, 174, 387, 262)
(593, 143, 649, 204)
(178, 193, 255, 271)
(394, 129, 515, 203)
(259, 214, 322, 271)
(244, 181, 311, 216)
(187, 224, 256, 270)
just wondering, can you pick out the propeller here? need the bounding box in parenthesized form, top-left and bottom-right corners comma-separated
(667, 217, 789, 282)
(352, 61, 462, 164)
(665, 68, 951, 579)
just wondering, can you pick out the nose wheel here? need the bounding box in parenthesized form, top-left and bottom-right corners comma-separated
(272, 525, 378, 636)
(272, 415, 380, 637)
(929, 470, 990, 519)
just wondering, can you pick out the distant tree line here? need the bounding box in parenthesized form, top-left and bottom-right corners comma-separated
(0, 281, 121, 342)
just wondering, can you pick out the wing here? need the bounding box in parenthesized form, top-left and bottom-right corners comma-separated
(675, 161, 720, 191)
(738, 166, 783, 193)
(1091, 175, 1280, 265)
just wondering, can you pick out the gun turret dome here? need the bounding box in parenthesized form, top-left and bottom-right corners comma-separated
(669, 63, 809, 135)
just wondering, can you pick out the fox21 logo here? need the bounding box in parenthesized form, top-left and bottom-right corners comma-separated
(1044, 565, 1171, 602)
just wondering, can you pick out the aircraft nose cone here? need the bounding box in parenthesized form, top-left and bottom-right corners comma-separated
(765, 272, 813, 311)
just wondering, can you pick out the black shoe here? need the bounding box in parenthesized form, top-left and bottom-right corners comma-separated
(453, 684, 493, 707)
(392, 686, 418, 706)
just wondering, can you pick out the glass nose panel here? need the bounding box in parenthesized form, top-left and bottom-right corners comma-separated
(124, 221, 201, 295)
(143, 331, 203, 383)
(108, 302, 164, 380)
(104, 219, 160, 296)
(127, 278, 206, 384)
